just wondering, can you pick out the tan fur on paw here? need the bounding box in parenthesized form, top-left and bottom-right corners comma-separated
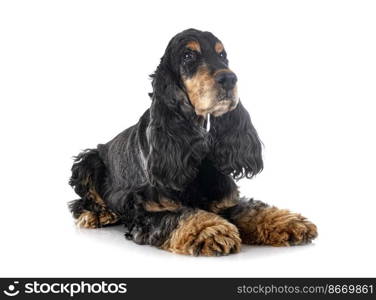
(162, 211, 241, 256)
(236, 207, 318, 246)
(75, 211, 98, 228)
(75, 210, 119, 229)
(98, 211, 119, 226)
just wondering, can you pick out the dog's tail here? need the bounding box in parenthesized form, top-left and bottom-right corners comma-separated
(68, 149, 106, 218)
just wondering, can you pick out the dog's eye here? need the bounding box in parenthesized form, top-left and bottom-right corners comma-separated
(219, 51, 227, 59)
(183, 51, 196, 63)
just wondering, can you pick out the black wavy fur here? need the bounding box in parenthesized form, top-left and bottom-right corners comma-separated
(68, 149, 107, 218)
(68, 28, 264, 251)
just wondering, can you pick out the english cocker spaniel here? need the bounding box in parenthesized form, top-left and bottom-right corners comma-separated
(69, 28, 317, 256)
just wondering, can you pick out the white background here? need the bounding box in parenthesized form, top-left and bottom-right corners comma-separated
(1, 0, 375, 277)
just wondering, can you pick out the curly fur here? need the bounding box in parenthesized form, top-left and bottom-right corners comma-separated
(68, 28, 317, 255)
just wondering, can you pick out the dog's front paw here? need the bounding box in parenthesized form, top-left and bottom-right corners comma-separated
(237, 207, 318, 246)
(162, 211, 241, 256)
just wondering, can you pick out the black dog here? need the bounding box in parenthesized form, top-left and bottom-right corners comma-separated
(69, 29, 317, 256)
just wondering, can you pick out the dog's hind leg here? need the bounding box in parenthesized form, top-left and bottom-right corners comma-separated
(69, 190, 119, 229)
(68, 149, 119, 228)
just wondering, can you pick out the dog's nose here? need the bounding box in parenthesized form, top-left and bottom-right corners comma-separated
(215, 71, 237, 91)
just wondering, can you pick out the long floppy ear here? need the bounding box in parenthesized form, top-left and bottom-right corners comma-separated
(146, 66, 209, 191)
(209, 101, 263, 179)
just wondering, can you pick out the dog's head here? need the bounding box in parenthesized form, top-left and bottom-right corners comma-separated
(153, 28, 239, 117)
(148, 29, 263, 191)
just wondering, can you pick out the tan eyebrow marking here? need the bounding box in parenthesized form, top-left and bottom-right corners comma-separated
(186, 41, 201, 52)
(215, 42, 224, 53)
